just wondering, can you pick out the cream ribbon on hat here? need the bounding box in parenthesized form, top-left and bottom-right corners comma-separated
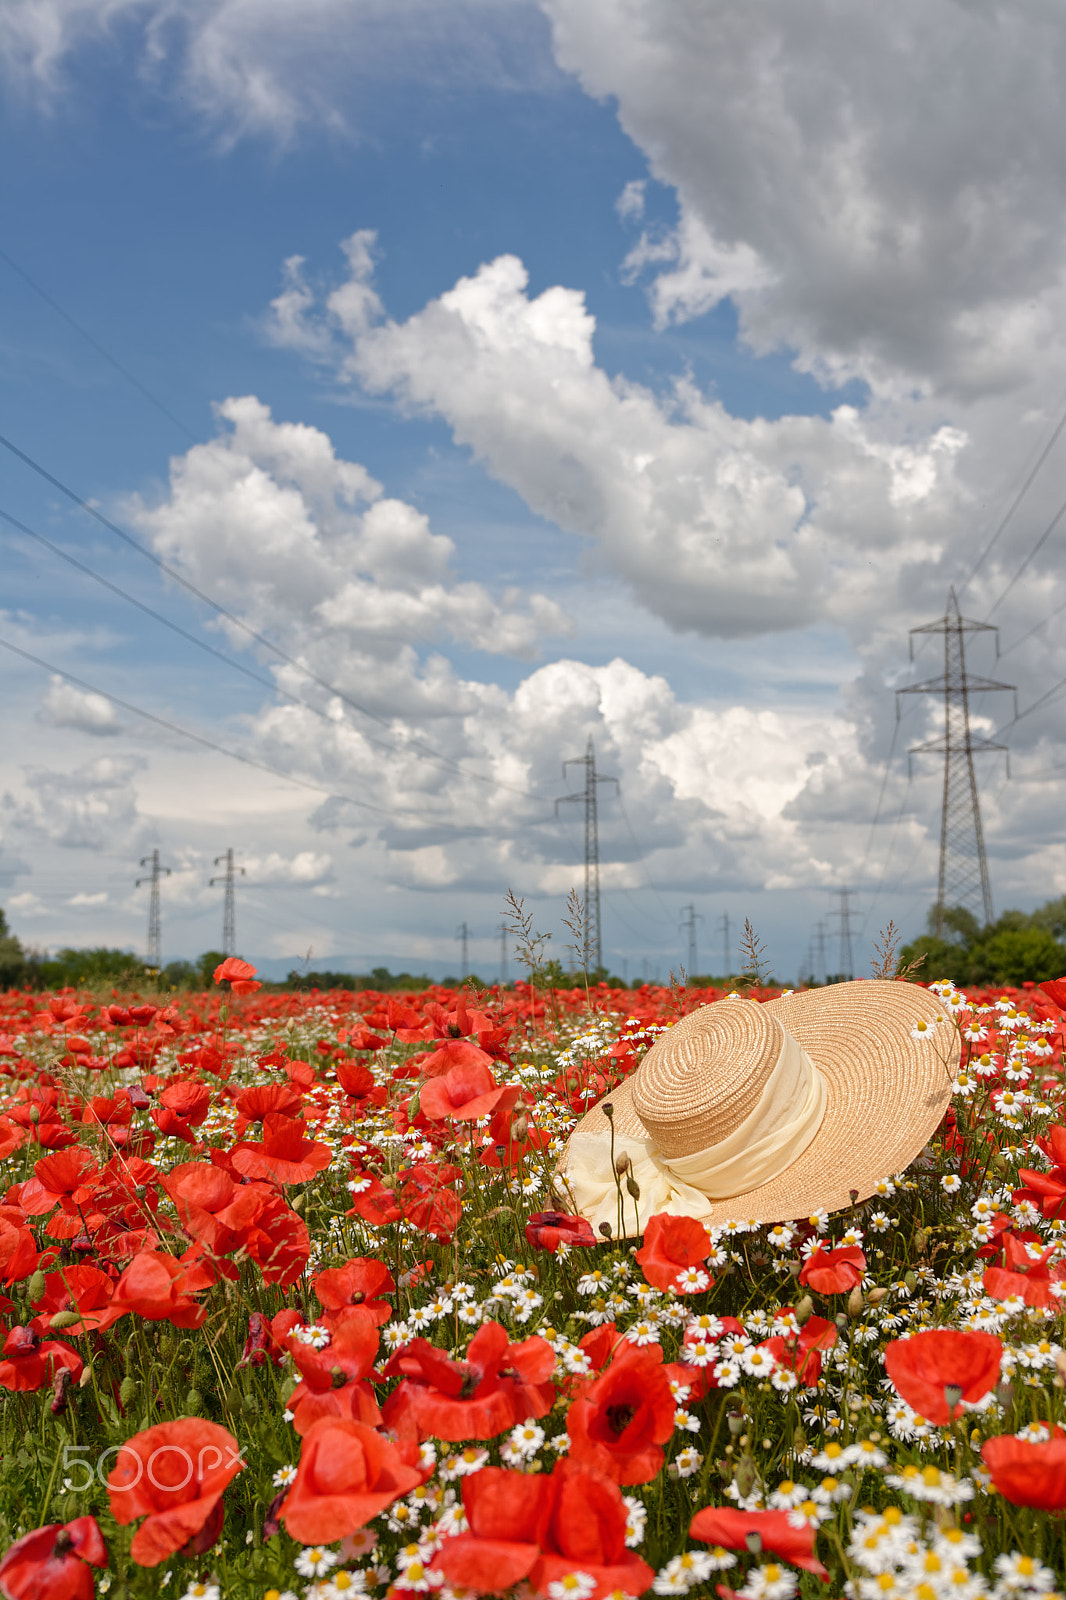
(559, 1025, 827, 1235)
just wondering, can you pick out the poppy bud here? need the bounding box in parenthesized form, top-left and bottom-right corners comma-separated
(943, 1383, 963, 1415)
(744, 1532, 763, 1556)
(904, 1270, 917, 1291)
(735, 1452, 757, 1497)
(625, 1174, 641, 1200)
(994, 1380, 1014, 1409)
(793, 1295, 814, 1326)
(292, 1192, 307, 1214)
(598, 1221, 613, 1238)
(602, 1102, 614, 1121)
(727, 1409, 746, 1436)
(119, 1376, 140, 1409)
(49, 1311, 80, 1331)
(614, 1151, 631, 1175)
(186, 1387, 203, 1412)
(512, 1114, 529, 1142)
(846, 1285, 864, 1319)
(407, 1090, 422, 1120)
(834, 1313, 848, 1330)
(51, 1367, 73, 1416)
(866, 1286, 889, 1306)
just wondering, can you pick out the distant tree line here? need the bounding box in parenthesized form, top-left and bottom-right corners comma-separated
(898, 896, 1066, 987)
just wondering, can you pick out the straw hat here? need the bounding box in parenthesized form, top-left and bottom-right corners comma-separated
(556, 980, 958, 1232)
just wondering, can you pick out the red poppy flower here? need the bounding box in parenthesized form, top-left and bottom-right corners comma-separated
(1039, 977, 1066, 1010)
(434, 1458, 653, 1600)
(100, 1250, 210, 1331)
(635, 1213, 714, 1292)
(212, 957, 261, 995)
(333, 1060, 377, 1099)
(280, 1417, 425, 1544)
(0, 1217, 39, 1285)
(0, 1516, 107, 1600)
(30, 1264, 115, 1333)
(884, 1329, 1003, 1424)
(567, 1342, 675, 1484)
(798, 1245, 866, 1294)
(313, 1257, 396, 1325)
(381, 1320, 555, 1442)
(982, 1429, 1066, 1510)
(524, 1211, 598, 1252)
(690, 1505, 828, 1578)
(230, 1113, 332, 1185)
(233, 1082, 304, 1136)
(758, 1314, 837, 1388)
(417, 1039, 498, 1080)
(983, 1231, 1066, 1308)
(151, 1081, 211, 1145)
(0, 1323, 83, 1392)
(419, 1059, 520, 1123)
(107, 1418, 244, 1566)
(24, 1148, 100, 1213)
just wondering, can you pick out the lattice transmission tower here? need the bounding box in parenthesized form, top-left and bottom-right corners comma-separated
(136, 849, 170, 970)
(897, 589, 1015, 936)
(556, 736, 619, 974)
(679, 904, 703, 978)
(210, 848, 245, 957)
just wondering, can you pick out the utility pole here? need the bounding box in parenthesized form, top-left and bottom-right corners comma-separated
(717, 911, 731, 979)
(815, 920, 828, 986)
(803, 939, 815, 987)
(209, 848, 244, 957)
(897, 588, 1015, 934)
(679, 904, 703, 978)
(135, 849, 170, 970)
(556, 735, 619, 974)
(457, 921, 470, 982)
(498, 921, 507, 988)
(830, 888, 857, 980)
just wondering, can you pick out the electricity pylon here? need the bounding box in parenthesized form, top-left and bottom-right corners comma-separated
(679, 904, 703, 977)
(897, 589, 1015, 935)
(718, 911, 731, 979)
(829, 887, 858, 980)
(457, 921, 470, 981)
(556, 736, 619, 974)
(498, 921, 508, 988)
(136, 849, 170, 970)
(209, 848, 244, 957)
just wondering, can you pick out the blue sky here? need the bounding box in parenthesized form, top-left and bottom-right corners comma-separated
(3, 0, 1066, 982)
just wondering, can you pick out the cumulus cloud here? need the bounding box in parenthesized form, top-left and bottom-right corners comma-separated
(40, 676, 121, 735)
(241, 849, 334, 886)
(3, 755, 146, 850)
(545, 0, 1066, 401)
(266, 238, 978, 645)
(133, 396, 572, 705)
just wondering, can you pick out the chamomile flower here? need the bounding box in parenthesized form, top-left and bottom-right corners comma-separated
(295, 1549, 339, 1580)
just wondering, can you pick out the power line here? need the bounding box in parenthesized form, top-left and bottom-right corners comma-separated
(0, 247, 200, 443)
(0, 634, 443, 825)
(0, 502, 459, 770)
(984, 492, 1066, 620)
(0, 431, 544, 804)
(959, 398, 1066, 599)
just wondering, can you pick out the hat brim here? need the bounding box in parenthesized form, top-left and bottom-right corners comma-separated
(555, 980, 958, 1231)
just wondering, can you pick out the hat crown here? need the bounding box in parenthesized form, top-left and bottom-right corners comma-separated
(632, 998, 788, 1160)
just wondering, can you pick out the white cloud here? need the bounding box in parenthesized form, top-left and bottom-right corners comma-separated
(8, 890, 45, 916)
(133, 395, 572, 692)
(0, 0, 558, 140)
(69, 890, 108, 906)
(544, 0, 1066, 401)
(41, 676, 121, 735)
(2, 755, 146, 850)
(241, 849, 334, 886)
(268, 240, 976, 645)
(614, 178, 645, 223)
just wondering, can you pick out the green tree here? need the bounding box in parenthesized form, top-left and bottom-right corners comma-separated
(899, 895, 1066, 985)
(0, 908, 26, 990)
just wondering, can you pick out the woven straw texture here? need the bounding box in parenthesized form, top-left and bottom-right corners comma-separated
(559, 980, 958, 1230)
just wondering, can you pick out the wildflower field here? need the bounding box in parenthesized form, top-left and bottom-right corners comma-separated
(2, 963, 1066, 1600)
